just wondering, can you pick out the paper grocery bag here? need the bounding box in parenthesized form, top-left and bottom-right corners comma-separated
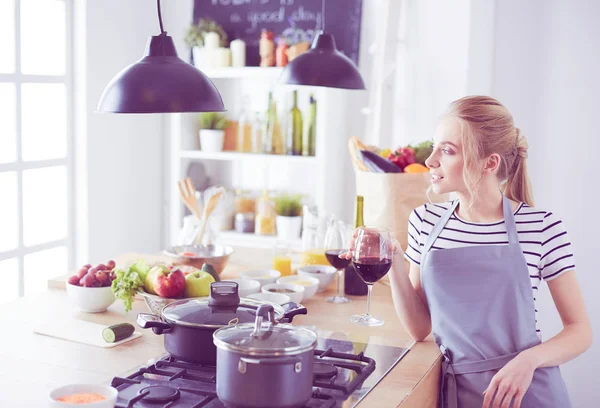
(355, 171, 449, 252)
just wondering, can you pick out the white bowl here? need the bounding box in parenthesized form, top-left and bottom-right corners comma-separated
(49, 383, 118, 407)
(262, 283, 304, 304)
(222, 278, 260, 297)
(239, 269, 281, 288)
(297, 265, 337, 293)
(247, 292, 291, 305)
(277, 275, 320, 300)
(66, 283, 116, 313)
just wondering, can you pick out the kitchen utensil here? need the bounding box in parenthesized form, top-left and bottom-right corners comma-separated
(49, 383, 118, 407)
(65, 283, 116, 313)
(261, 282, 304, 303)
(213, 303, 318, 408)
(177, 177, 202, 220)
(136, 281, 307, 365)
(195, 186, 225, 245)
(297, 265, 337, 292)
(246, 292, 291, 305)
(163, 244, 233, 275)
(34, 319, 141, 348)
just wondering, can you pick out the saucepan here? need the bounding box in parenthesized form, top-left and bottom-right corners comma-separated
(136, 281, 307, 365)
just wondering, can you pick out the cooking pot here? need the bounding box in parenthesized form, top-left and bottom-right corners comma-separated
(136, 281, 307, 365)
(213, 304, 318, 408)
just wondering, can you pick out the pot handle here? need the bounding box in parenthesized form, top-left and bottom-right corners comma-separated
(279, 302, 307, 323)
(240, 356, 304, 370)
(137, 313, 172, 335)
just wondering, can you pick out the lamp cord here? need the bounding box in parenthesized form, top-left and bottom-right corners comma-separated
(157, 0, 165, 34)
(322, 0, 326, 31)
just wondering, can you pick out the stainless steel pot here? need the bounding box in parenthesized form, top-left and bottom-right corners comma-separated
(213, 304, 318, 408)
(136, 282, 307, 365)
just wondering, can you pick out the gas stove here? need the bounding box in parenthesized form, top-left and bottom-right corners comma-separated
(111, 338, 409, 408)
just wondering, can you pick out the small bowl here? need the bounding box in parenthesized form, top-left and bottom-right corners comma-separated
(222, 278, 260, 297)
(240, 269, 281, 288)
(49, 383, 118, 407)
(262, 283, 304, 303)
(164, 244, 234, 275)
(277, 275, 320, 300)
(247, 292, 291, 305)
(66, 283, 115, 313)
(297, 265, 337, 293)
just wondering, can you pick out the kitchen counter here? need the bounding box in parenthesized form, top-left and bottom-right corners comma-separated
(0, 253, 441, 407)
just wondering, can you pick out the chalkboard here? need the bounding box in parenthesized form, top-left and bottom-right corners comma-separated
(193, 0, 363, 67)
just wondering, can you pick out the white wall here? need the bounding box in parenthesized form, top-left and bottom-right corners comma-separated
(493, 1, 599, 405)
(75, 0, 165, 264)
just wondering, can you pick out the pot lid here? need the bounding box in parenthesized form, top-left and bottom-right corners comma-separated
(213, 304, 317, 355)
(161, 282, 285, 328)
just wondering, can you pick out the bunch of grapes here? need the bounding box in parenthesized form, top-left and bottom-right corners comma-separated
(67, 260, 117, 288)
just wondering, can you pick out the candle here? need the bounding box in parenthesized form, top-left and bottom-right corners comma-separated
(204, 32, 220, 49)
(230, 39, 246, 67)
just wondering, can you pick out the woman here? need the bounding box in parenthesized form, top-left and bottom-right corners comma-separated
(346, 96, 591, 407)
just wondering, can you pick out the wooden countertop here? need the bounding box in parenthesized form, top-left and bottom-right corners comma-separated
(0, 253, 440, 407)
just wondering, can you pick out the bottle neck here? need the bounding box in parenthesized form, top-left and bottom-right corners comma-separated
(355, 196, 364, 228)
(292, 91, 297, 107)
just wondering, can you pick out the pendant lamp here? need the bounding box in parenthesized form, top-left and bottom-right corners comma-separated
(279, 1, 365, 90)
(97, 0, 225, 114)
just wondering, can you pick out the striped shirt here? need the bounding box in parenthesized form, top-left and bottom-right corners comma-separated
(404, 200, 576, 337)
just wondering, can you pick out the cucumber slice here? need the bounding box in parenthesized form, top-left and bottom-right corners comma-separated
(102, 323, 135, 343)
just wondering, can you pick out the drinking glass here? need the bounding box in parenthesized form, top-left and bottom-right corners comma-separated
(350, 226, 393, 326)
(324, 219, 351, 303)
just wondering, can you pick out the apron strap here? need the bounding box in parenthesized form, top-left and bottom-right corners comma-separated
(502, 194, 519, 245)
(423, 200, 459, 255)
(439, 344, 520, 408)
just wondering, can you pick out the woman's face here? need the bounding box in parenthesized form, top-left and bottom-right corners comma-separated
(425, 117, 467, 195)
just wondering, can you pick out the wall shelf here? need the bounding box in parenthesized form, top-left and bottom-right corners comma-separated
(180, 150, 316, 164)
(203, 67, 284, 80)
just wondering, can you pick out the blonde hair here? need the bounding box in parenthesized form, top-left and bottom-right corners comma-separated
(443, 95, 534, 208)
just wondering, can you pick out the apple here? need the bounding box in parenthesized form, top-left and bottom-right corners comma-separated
(152, 268, 186, 298)
(184, 270, 215, 298)
(145, 265, 167, 295)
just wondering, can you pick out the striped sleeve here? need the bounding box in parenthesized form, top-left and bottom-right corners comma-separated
(404, 206, 424, 266)
(539, 211, 576, 280)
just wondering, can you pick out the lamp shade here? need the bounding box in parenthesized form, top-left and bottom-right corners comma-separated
(97, 34, 225, 113)
(279, 32, 365, 90)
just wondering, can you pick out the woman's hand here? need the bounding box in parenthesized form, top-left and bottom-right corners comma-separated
(338, 228, 404, 261)
(482, 352, 538, 408)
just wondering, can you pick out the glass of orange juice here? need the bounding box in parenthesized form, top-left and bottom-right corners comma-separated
(273, 241, 292, 276)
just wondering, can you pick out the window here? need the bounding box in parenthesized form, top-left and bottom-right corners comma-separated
(0, 0, 73, 302)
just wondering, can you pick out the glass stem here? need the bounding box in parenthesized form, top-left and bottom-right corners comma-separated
(336, 269, 342, 297)
(366, 284, 373, 316)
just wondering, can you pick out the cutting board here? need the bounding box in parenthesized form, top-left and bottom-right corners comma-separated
(34, 319, 142, 348)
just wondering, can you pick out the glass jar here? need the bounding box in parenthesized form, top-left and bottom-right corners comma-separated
(272, 241, 292, 276)
(255, 191, 276, 235)
(300, 204, 331, 266)
(234, 212, 255, 233)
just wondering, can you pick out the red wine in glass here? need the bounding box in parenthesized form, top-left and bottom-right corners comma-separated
(325, 249, 351, 269)
(353, 257, 392, 284)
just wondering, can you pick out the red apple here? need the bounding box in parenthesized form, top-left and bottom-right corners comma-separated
(152, 268, 186, 298)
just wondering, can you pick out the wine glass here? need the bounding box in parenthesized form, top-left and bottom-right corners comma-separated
(324, 219, 351, 303)
(350, 226, 393, 326)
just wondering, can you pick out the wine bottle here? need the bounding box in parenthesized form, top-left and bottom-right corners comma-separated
(304, 94, 316, 156)
(269, 97, 285, 154)
(345, 196, 368, 295)
(287, 90, 303, 155)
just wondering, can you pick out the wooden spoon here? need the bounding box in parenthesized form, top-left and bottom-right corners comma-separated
(177, 177, 202, 220)
(195, 187, 225, 246)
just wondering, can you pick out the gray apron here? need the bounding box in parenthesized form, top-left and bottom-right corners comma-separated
(421, 195, 571, 408)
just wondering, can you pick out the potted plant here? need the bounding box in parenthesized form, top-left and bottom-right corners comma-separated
(274, 193, 303, 241)
(185, 18, 228, 70)
(199, 112, 229, 153)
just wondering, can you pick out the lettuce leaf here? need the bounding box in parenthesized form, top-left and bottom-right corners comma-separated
(111, 261, 147, 312)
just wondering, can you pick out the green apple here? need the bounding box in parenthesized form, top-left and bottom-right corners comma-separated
(145, 265, 167, 295)
(184, 270, 215, 298)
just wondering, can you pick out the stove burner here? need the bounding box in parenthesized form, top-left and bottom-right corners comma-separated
(138, 385, 180, 403)
(313, 362, 338, 379)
